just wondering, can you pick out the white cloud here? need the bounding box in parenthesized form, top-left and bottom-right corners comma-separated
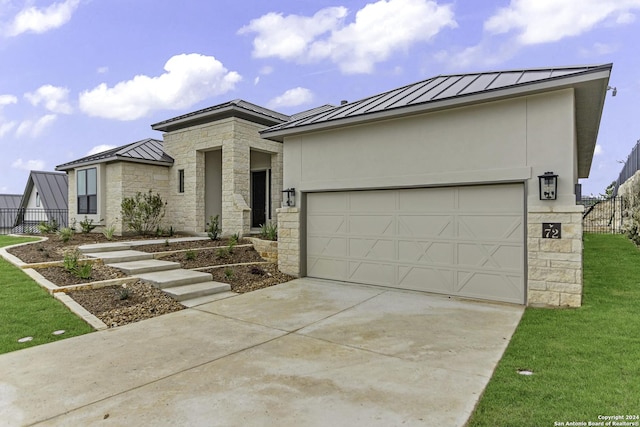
(6, 0, 80, 37)
(0, 120, 16, 138)
(484, 0, 640, 45)
(25, 85, 72, 114)
(86, 144, 116, 156)
(0, 94, 17, 107)
(79, 53, 242, 121)
(240, 0, 456, 74)
(267, 87, 314, 109)
(594, 144, 603, 156)
(12, 158, 46, 171)
(580, 42, 618, 57)
(15, 114, 57, 138)
(97, 66, 109, 74)
(435, 41, 518, 70)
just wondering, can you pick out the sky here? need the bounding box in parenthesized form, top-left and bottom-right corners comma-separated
(0, 0, 639, 196)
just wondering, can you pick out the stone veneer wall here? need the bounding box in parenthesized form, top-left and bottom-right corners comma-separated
(277, 207, 300, 276)
(163, 118, 283, 236)
(527, 207, 584, 307)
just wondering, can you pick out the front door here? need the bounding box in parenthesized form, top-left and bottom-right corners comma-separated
(251, 170, 267, 228)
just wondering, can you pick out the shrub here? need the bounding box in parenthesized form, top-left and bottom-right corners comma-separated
(224, 268, 234, 279)
(37, 219, 59, 234)
(79, 216, 101, 234)
(73, 263, 93, 280)
(185, 250, 196, 261)
(206, 215, 221, 241)
(217, 247, 230, 258)
(622, 180, 640, 245)
(259, 222, 278, 241)
(57, 227, 74, 243)
(120, 190, 166, 236)
(230, 233, 240, 245)
(62, 250, 93, 279)
(102, 223, 116, 241)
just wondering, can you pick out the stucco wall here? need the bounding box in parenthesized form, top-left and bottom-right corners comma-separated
(280, 88, 584, 307)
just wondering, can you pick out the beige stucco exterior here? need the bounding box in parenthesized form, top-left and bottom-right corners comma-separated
(278, 89, 585, 307)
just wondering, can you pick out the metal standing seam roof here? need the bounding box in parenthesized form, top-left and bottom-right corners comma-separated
(20, 171, 69, 211)
(0, 194, 21, 209)
(56, 138, 174, 171)
(261, 64, 613, 139)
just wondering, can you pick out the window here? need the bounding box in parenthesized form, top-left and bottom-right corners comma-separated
(77, 168, 97, 214)
(178, 169, 185, 193)
(36, 192, 40, 207)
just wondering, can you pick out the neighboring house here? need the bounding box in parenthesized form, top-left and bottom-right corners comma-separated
(263, 64, 612, 308)
(0, 194, 22, 232)
(56, 138, 174, 235)
(57, 100, 333, 236)
(16, 171, 69, 231)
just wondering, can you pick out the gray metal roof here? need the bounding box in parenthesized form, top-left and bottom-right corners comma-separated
(151, 99, 290, 133)
(56, 138, 174, 171)
(0, 194, 21, 209)
(20, 171, 68, 211)
(290, 104, 336, 121)
(261, 64, 612, 178)
(262, 64, 612, 138)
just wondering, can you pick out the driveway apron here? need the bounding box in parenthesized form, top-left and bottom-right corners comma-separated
(0, 278, 523, 426)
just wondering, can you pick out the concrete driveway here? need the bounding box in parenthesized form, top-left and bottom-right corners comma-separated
(0, 278, 523, 426)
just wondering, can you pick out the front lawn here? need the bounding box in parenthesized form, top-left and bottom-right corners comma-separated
(468, 234, 640, 426)
(0, 236, 94, 354)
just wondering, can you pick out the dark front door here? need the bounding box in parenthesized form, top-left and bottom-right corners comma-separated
(251, 170, 267, 228)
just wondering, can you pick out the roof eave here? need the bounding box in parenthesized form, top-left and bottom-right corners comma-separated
(261, 67, 613, 143)
(56, 156, 174, 171)
(152, 105, 286, 132)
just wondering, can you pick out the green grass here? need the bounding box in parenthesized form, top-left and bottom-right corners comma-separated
(0, 235, 94, 354)
(468, 234, 640, 426)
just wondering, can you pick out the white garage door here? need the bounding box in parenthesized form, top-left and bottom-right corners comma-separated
(306, 184, 525, 304)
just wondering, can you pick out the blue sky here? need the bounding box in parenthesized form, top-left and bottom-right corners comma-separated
(0, 0, 638, 195)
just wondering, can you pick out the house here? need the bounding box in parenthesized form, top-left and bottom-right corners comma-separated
(0, 194, 22, 232)
(56, 100, 333, 237)
(263, 64, 612, 308)
(56, 138, 174, 235)
(14, 171, 68, 232)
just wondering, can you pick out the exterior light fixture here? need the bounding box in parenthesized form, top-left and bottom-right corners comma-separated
(538, 172, 558, 200)
(607, 86, 617, 97)
(282, 188, 296, 207)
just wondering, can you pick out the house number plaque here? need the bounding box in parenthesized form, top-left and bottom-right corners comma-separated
(542, 223, 561, 239)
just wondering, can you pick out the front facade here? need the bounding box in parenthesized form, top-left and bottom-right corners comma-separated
(264, 64, 612, 307)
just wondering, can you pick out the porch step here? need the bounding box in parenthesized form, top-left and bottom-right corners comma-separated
(136, 269, 213, 289)
(78, 243, 131, 254)
(180, 291, 238, 307)
(84, 250, 153, 263)
(107, 259, 181, 275)
(163, 281, 232, 302)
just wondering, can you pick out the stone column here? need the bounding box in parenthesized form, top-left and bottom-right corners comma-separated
(527, 207, 583, 307)
(221, 138, 250, 236)
(277, 207, 300, 276)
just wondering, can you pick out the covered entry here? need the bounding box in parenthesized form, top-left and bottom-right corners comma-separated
(306, 183, 525, 303)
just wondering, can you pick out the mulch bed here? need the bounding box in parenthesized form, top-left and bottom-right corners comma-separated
(204, 263, 295, 294)
(156, 246, 265, 269)
(137, 238, 247, 253)
(36, 263, 127, 286)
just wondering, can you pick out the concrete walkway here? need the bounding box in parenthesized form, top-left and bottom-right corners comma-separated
(0, 278, 523, 426)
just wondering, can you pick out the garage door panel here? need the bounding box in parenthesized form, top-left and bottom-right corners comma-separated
(307, 236, 347, 257)
(398, 240, 454, 264)
(348, 261, 395, 286)
(458, 215, 523, 240)
(349, 190, 396, 212)
(307, 185, 524, 304)
(349, 215, 395, 236)
(398, 187, 455, 211)
(398, 266, 454, 292)
(398, 215, 455, 238)
(350, 238, 395, 260)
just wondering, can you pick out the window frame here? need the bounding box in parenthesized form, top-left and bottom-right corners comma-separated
(178, 169, 185, 193)
(77, 167, 97, 215)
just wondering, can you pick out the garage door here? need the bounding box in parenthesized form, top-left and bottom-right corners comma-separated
(306, 184, 524, 303)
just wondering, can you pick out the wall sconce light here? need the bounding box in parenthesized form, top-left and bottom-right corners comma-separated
(607, 86, 617, 97)
(282, 188, 296, 207)
(538, 172, 558, 200)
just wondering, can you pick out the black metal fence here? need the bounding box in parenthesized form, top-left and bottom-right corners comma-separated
(580, 196, 624, 234)
(0, 209, 68, 235)
(613, 139, 640, 196)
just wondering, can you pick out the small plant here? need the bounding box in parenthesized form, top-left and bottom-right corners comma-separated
(230, 233, 240, 245)
(37, 219, 59, 234)
(250, 266, 265, 275)
(185, 250, 196, 261)
(118, 286, 130, 301)
(207, 215, 221, 241)
(79, 216, 101, 234)
(217, 247, 230, 258)
(224, 268, 234, 279)
(74, 263, 93, 280)
(102, 223, 116, 241)
(259, 222, 278, 241)
(164, 239, 170, 247)
(57, 227, 74, 243)
(227, 238, 237, 254)
(62, 250, 93, 279)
